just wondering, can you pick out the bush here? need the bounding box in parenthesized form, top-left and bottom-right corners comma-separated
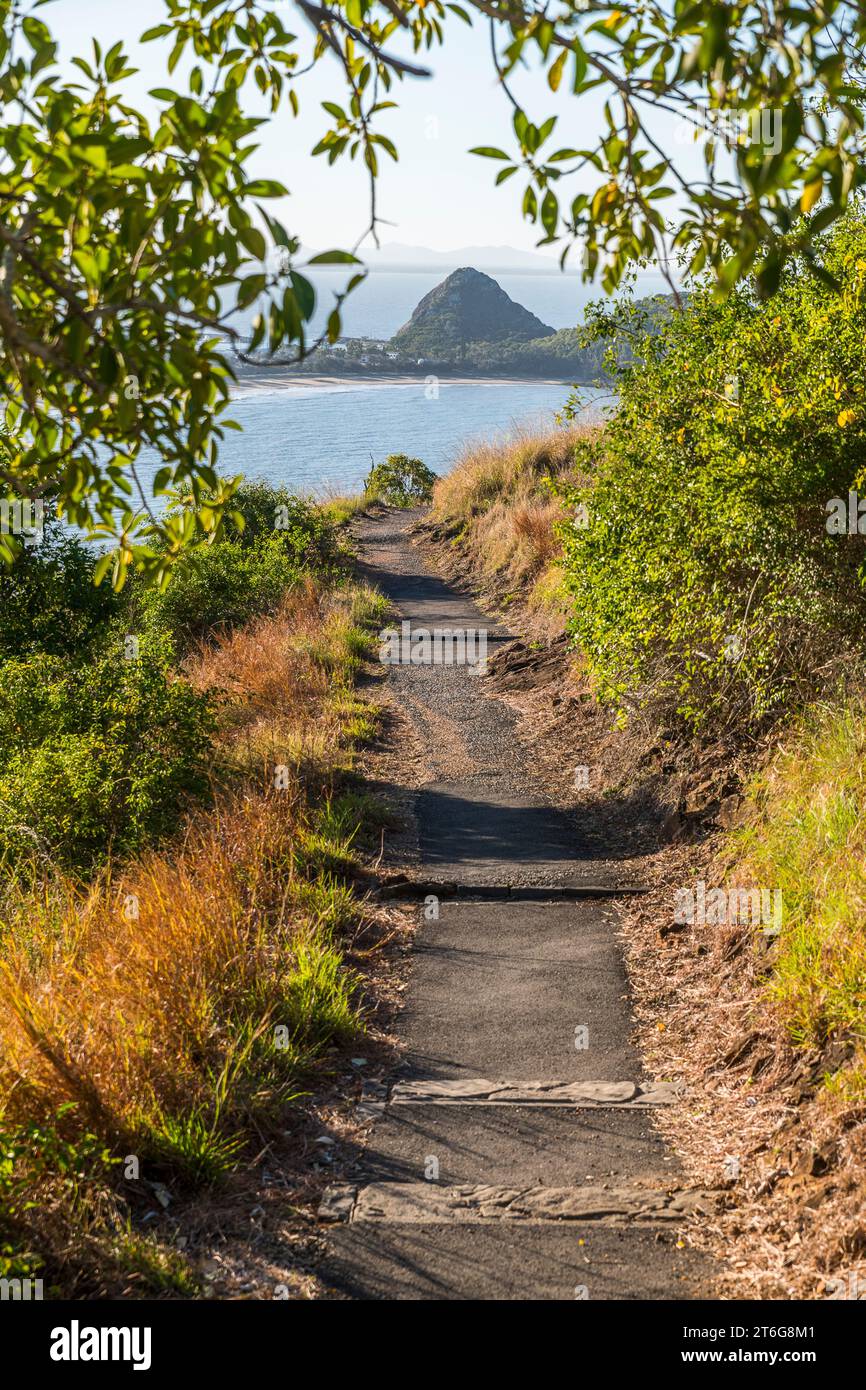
(364, 453, 437, 506)
(0, 507, 120, 660)
(556, 211, 866, 733)
(137, 483, 341, 652)
(138, 534, 298, 652)
(0, 636, 216, 871)
(230, 481, 337, 556)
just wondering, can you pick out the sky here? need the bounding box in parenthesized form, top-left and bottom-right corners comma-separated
(43, 0, 705, 265)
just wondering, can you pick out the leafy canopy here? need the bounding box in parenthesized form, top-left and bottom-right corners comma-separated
(2, 1, 866, 580)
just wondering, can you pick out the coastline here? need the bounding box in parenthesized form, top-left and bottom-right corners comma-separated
(230, 368, 597, 395)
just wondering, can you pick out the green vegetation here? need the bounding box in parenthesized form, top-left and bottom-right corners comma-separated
(0, 510, 121, 660)
(135, 483, 342, 653)
(0, 637, 215, 872)
(2, 3, 864, 578)
(285, 321, 611, 379)
(0, 1105, 201, 1296)
(0, 484, 346, 873)
(0, 479, 388, 1295)
(732, 701, 866, 1077)
(559, 212, 866, 732)
(364, 453, 437, 506)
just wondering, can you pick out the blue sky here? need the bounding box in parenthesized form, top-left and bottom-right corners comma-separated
(44, 0, 704, 263)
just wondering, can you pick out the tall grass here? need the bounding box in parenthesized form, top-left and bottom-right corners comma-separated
(0, 585, 386, 1156)
(1, 791, 347, 1170)
(0, 579, 389, 1289)
(428, 424, 592, 619)
(726, 697, 866, 1089)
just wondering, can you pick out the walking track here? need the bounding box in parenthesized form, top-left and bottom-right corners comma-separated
(317, 509, 714, 1300)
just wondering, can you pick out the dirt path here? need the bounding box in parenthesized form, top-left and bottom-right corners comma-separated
(316, 509, 715, 1300)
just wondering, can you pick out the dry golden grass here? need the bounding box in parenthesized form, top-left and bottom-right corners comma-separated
(184, 579, 374, 782)
(428, 424, 596, 618)
(511, 499, 562, 572)
(0, 581, 387, 1187)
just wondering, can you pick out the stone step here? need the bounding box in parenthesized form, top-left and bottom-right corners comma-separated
(378, 880, 648, 900)
(319, 1181, 718, 1226)
(386, 1078, 683, 1108)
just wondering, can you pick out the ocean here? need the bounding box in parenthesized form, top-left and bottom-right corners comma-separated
(139, 266, 638, 495)
(220, 376, 610, 495)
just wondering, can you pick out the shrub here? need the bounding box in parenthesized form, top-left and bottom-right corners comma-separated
(0, 507, 120, 660)
(556, 211, 866, 732)
(364, 453, 437, 506)
(226, 480, 340, 566)
(136, 483, 341, 652)
(138, 533, 296, 652)
(0, 635, 216, 871)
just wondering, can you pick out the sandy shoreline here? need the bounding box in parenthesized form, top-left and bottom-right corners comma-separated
(231, 369, 583, 394)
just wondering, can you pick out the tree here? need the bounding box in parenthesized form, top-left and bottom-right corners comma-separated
(1, 0, 865, 582)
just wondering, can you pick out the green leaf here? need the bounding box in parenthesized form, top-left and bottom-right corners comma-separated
(572, 44, 588, 91)
(238, 225, 267, 261)
(98, 344, 119, 385)
(548, 50, 567, 93)
(243, 179, 288, 198)
(307, 250, 361, 265)
(236, 274, 267, 309)
(290, 272, 316, 321)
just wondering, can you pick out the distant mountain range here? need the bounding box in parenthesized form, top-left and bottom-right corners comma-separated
(306, 242, 563, 273)
(304, 242, 677, 279)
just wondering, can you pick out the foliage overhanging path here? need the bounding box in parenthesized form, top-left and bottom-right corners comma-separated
(2, 1, 865, 577)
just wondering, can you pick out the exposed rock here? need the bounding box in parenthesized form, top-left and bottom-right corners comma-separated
(717, 792, 744, 828)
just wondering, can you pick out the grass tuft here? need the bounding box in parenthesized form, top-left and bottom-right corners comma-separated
(728, 697, 866, 1076)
